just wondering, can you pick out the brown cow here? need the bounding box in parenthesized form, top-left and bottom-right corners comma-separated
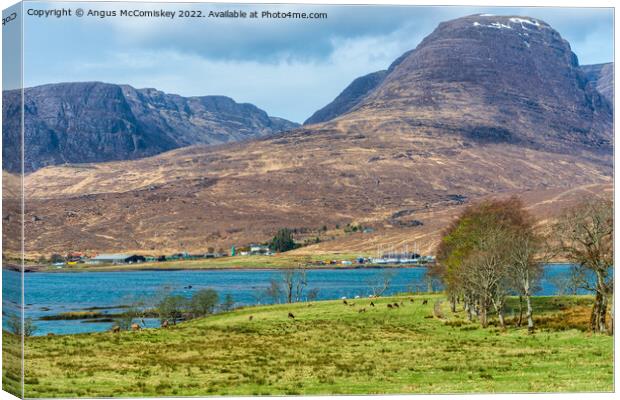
(422, 299, 428, 305)
(248, 315, 254, 321)
(47, 333, 55, 336)
(343, 299, 348, 305)
(131, 323, 141, 331)
(370, 302, 375, 307)
(387, 304, 393, 309)
(358, 308, 366, 313)
(393, 303, 399, 308)
(288, 312, 295, 319)
(161, 320, 169, 329)
(111, 326, 120, 333)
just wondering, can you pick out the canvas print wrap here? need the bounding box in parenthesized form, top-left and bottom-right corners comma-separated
(1, 1, 614, 398)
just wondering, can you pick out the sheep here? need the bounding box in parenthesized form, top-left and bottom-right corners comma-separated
(161, 320, 169, 328)
(131, 323, 141, 331)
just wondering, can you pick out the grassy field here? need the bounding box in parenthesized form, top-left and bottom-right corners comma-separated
(3, 294, 613, 397)
(40, 253, 373, 272)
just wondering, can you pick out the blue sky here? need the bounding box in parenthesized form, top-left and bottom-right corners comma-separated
(16, 2, 615, 123)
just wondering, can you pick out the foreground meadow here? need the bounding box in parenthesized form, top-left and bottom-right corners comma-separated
(4, 295, 613, 397)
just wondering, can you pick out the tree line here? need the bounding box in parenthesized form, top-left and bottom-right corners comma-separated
(432, 195, 613, 334)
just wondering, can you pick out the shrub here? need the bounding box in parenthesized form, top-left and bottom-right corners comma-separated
(190, 289, 219, 317)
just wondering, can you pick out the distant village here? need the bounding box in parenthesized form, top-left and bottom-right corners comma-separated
(49, 244, 435, 268)
(54, 243, 273, 267)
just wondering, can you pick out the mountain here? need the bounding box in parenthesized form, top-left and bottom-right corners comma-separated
(307, 15, 612, 157)
(2, 82, 299, 172)
(581, 63, 614, 105)
(12, 15, 614, 256)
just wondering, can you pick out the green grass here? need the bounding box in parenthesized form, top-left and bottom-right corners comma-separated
(5, 295, 613, 397)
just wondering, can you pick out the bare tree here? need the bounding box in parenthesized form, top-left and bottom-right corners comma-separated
(366, 270, 396, 297)
(265, 279, 284, 304)
(460, 227, 511, 328)
(272, 268, 308, 304)
(555, 197, 613, 334)
(506, 230, 545, 332)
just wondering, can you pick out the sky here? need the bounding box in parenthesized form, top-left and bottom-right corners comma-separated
(10, 2, 615, 123)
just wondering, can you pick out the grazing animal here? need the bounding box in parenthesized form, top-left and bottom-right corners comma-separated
(387, 304, 393, 309)
(358, 308, 366, 313)
(288, 312, 295, 319)
(248, 315, 254, 321)
(131, 323, 141, 331)
(370, 302, 375, 307)
(400, 301, 404, 306)
(349, 302, 355, 306)
(422, 299, 428, 305)
(393, 303, 399, 308)
(111, 326, 120, 333)
(47, 333, 55, 336)
(410, 298, 414, 303)
(161, 320, 169, 328)
(343, 299, 348, 305)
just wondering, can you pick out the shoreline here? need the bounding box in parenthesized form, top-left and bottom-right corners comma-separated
(3, 262, 575, 274)
(4, 263, 431, 274)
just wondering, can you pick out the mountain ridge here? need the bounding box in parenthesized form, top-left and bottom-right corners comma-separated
(2, 81, 299, 172)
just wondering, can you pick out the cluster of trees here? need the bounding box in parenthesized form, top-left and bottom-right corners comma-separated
(118, 289, 235, 329)
(434, 196, 613, 334)
(269, 228, 298, 252)
(434, 197, 542, 330)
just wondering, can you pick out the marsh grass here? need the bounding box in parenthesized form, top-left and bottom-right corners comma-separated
(3, 295, 613, 397)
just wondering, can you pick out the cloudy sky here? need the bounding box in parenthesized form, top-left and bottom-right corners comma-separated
(17, 2, 615, 123)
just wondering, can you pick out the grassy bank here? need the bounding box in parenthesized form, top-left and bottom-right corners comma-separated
(39, 253, 376, 272)
(5, 295, 613, 397)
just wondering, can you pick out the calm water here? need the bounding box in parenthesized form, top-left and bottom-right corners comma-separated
(2, 264, 587, 336)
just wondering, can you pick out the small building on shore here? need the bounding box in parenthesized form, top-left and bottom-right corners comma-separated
(87, 254, 146, 265)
